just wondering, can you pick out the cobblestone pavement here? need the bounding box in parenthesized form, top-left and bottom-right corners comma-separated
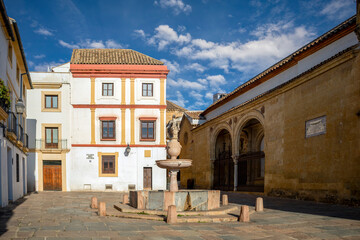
(0, 191, 359, 239)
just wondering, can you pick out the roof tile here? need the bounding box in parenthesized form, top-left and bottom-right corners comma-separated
(70, 49, 164, 65)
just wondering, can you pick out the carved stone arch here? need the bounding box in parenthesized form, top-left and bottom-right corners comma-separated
(233, 110, 265, 155)
(255, 129, 264, 151)
(210, 122, 233, 161)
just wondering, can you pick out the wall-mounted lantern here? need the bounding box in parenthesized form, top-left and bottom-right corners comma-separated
(124, 144, 131, 156)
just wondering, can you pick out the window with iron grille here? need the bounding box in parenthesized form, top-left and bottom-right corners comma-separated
(102, 83, 114, 96)
(101, 120, 115, 139)
(102, 155, 115, 174)
(141, 120, 155, 140)
(45, 95, 58, 109)
(142, 83, 153, 97)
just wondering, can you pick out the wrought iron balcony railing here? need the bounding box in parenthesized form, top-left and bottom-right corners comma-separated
(7, 111, 17, 135)
(23, 133, 29, 148)
(35, 139, 68, 151)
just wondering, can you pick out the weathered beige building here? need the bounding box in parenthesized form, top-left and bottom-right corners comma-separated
(180, 12, 360, 204)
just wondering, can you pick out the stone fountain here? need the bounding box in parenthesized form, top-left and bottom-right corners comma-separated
(129, 116, 220, 211)
(156, 116, 192, 192)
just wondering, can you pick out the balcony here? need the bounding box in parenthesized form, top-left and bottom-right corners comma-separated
(7, 111, 17, 142)
(36, 139, 69, 153)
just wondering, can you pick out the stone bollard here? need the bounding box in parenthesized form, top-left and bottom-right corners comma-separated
(123, 194, 129, 204)
(167, 205, 177, 224)
(91, 197, 98, 209)
(99, 202, 106, 216)
(255, 197, 263, 212)
(222, 194, 228, 206)
(238, 205, 249, 222)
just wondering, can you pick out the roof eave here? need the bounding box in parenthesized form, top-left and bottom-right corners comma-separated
(0, 0, 15, 41)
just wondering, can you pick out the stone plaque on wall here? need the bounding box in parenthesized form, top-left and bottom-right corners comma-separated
(305, 116, 326, 138)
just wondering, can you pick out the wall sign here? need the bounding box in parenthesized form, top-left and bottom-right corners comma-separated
(86, 154, 94, 160)
(305, 116, 326, 138)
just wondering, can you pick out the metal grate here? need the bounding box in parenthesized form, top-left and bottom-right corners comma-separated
(105, 184, 113, 190)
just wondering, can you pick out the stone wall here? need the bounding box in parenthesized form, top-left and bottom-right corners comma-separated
(183, 48, 360, 204)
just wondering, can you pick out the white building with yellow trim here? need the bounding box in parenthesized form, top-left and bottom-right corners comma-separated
(27, 49, 169, 192)
(0, 0, 33, 206)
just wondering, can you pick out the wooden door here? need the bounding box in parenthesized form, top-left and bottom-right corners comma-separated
(143, 167, 152, 190)
(43, 161, 62, 191)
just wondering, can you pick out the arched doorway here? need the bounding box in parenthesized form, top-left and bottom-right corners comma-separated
(237, 119, 265, 192)
(213, 129, 234, 190)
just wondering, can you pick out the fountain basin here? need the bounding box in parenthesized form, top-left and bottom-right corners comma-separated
(129, 190, 220, 211)
(156, 159, 192, 170)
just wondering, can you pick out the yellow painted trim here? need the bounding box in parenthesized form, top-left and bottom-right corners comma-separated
(91, 77, 95, 104)
(41, 91, 62, 112)
(98, 152, 119, 177)
(130, 109, 135, 145)
(144, 150, 151, 158)
(160, 78, 165, 105)
(121, 109, 126, 145)
(41, 123, 62, 142)
(130, 78, 135, 105)
(91, 108, 96, 144)
(160, 109, 165, 145)
(33, 83, 62, 89)
(121, 78, 126, 104)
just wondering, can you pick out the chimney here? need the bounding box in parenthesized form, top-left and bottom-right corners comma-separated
(213, 93, 226, 103)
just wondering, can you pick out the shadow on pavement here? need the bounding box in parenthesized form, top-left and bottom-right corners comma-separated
(0, 195, 28, 236)
(223, 191, 360, 221)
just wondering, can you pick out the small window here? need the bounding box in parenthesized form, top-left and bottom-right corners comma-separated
(102, 155, 115, 174)
(102, 83, 114, 96)
(8, 43, 12, 64)
(102, 120, 115, 139)
(142, 83, 153, 97)
(45, 95, 58, 109)
(16, 154, 19, 182)
(45, 127, 58, 148)
(141, 120, 155, 140)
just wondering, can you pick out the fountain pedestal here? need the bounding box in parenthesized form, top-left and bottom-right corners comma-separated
(128, 116, 220, 212)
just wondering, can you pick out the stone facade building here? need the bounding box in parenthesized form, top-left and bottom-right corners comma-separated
(180, 13, 360, 204)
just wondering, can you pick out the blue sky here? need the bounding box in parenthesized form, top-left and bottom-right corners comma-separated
(5, 0, 356, 110)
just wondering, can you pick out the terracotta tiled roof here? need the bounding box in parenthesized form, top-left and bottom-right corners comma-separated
(166, 100, 187, 111)
(185, 111, 203, 120)
(203, 15, 357, 115)
(70, 49, 164, 65)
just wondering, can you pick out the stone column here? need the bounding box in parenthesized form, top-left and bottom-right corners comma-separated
(210, 158, 216, 188)
(169, 170, 179, 192)
(232, 155, 238, 191)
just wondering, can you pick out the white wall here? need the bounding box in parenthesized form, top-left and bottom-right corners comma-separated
(69, 147, 166, 191)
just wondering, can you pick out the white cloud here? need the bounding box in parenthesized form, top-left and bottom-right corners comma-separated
(170, 91, 188, 108)
(134, 29, 146, 38)
(171, 21, 315, 73)
(59, 39, 124, 49)
(320, 0, 354, 20)
(34, 27, 53, 36)
(154, 0, 192, 15)
(205, 92, 213, 100)
(148, 25, 191, 50)
(167, 78, 205, 91)
(184, 63, 206, 73)
(34, 61, 65, 72)
(105, 40, 123, 48)
(59, 40, 79, 49)
(34, 54, 46, 59)
(161, 59, 180, 75)
(206, 75, 226, 88)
